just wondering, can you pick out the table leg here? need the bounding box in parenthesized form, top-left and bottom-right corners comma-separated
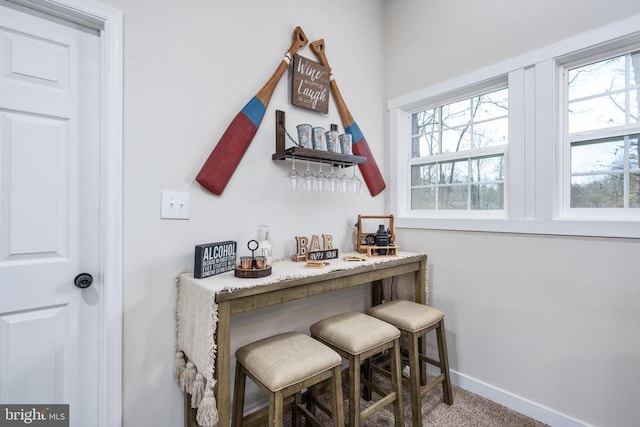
(417, 256, 428, 385)
(416, 256, 427, 305)
(371, 279, 383, 306)
(216, 301, 231, 426)
(184, 392, 196, 427)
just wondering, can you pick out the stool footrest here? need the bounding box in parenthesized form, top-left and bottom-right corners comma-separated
(361, 376, 387, 400)
(361, 392, 398, 420)
(424, 355, 441, 368)
(296, 404, 325, 427)
(420, 373, 446, 398)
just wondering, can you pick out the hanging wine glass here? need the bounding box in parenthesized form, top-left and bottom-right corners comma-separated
(350, 163, 362, 193)
(316, 163, 328, 193)
(327, 162, 339, 193)
(338, 165, 350, 193)
(287, 156, 301, 191)
(303, 159, 316, 192)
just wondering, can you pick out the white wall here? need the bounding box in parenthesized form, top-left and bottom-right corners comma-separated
(99, 0, 386, 425)
(92, 0, 640, 425)
(385, 1, 640, 426)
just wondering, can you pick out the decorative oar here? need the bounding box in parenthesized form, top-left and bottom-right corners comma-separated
(196, 27, 308, 195)
(310, 39, 386, 196)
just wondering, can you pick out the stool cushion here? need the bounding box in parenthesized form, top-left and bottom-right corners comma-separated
(367, 300, 444, 333)
(310, 312, 400, 355)
(236, 332, 341, 392)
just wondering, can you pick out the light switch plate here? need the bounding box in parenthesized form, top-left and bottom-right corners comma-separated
(161, 191, 190, 219)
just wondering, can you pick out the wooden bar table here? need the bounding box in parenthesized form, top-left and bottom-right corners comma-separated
(175, 252, 427, 427)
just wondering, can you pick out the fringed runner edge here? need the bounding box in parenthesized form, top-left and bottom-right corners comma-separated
(174, 271, 220, 427)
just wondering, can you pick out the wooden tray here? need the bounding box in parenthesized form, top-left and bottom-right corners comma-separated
(234, 266, 272, 278)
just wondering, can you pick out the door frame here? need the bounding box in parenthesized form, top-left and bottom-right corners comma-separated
(8, 1, 124, 426)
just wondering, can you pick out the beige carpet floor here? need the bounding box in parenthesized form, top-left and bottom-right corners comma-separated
(281, 371, 550, 427)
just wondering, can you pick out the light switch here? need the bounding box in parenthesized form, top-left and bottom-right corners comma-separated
(161, 191, 190, 219)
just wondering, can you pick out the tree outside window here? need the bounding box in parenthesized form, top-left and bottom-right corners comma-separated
(409, 88, 508, 211)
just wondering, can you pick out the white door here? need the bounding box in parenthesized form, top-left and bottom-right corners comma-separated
(0, 3, 101, 426)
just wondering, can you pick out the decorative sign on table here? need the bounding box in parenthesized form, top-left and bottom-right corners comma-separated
(293, 234, 338, 262)
(194, 241, 237, 278)
(292, 54, 330, 113)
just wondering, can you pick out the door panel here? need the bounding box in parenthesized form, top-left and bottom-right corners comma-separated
(0, 3, 101, 426)
(0, 305, 68, 403)
(1, 112, 69, 261)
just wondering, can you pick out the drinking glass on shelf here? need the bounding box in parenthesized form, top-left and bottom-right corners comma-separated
(327, 162, 339, 193)
(303, 159, 316, 192)
(316, 163, 328, 193)
(287, 156, 301, 191)
(350, 164, 362, 193)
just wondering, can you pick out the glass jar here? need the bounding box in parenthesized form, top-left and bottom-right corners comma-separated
(257, 225, 272, 265)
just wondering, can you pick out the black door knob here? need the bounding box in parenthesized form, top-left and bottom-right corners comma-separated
(74, 273, 94, 289)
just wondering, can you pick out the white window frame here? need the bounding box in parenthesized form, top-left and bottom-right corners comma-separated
(388, 13, 640, 239)
(406, 82, 509, 215)
(558, 48, 640, 218)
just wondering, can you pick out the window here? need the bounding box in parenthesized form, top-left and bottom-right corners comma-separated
(410, 88, 508, 211)
(563, 51, 640, 211)
(389, 15, 640, 238)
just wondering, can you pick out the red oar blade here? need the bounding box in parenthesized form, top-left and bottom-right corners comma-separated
(196, 97, 265, 195)
(346, 122, 386, 197)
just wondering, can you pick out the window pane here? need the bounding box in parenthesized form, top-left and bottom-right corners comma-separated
(568, 55, 625, 101)
(439, 160, 468, 184)
(568, 93, 626, 133)
(411, 164, 437, 186)
(412, 109, 437, 130)
(473, 117, 508, 148)
(630, 173, 640, 208)
(570, 174, 624, 208)
(571, 138, 625, 173)
(412, 133, 439, 157)
(471, 183, 504, 210)
(473, 88, 508, 121)
(632, 88, 639, 125)
(438, 185, 467, 209)
(441, 100, 470, 128)
(470, 155, 504, 182)
(631, 135, 639, 169)
(411, 109, 439, 157)
(442, 127, 471, 153)
(630, 51, 639, 88)
(411, 187, 436, 210)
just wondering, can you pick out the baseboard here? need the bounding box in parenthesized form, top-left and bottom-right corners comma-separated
(439, 368, 593, 427)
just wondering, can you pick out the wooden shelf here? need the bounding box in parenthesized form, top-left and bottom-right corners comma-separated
(272, 110, 367, 167)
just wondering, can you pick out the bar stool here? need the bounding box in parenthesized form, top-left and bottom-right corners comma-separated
(232, 332, 344, 427)
(310, 311, 405, 427)
(367, 300, 453, 427)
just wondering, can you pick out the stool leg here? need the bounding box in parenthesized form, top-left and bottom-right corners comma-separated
(389, 338, 405, 427)
(408, 332, 423, 427)
(232, 361, 246, 427)
(269, 391, 284, 427)
(330, 365, 345, 427)
(436, 319, 453, 405)
(348, 354, 362, 427)
(418, 334, 427, 386)
(292, 392, 302, 427)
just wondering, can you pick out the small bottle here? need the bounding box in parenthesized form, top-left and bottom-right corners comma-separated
(257, 225, 272, 266)
(375, 224, 389, 255)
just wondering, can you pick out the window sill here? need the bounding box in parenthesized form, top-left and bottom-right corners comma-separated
(395, 216, 640, 239)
